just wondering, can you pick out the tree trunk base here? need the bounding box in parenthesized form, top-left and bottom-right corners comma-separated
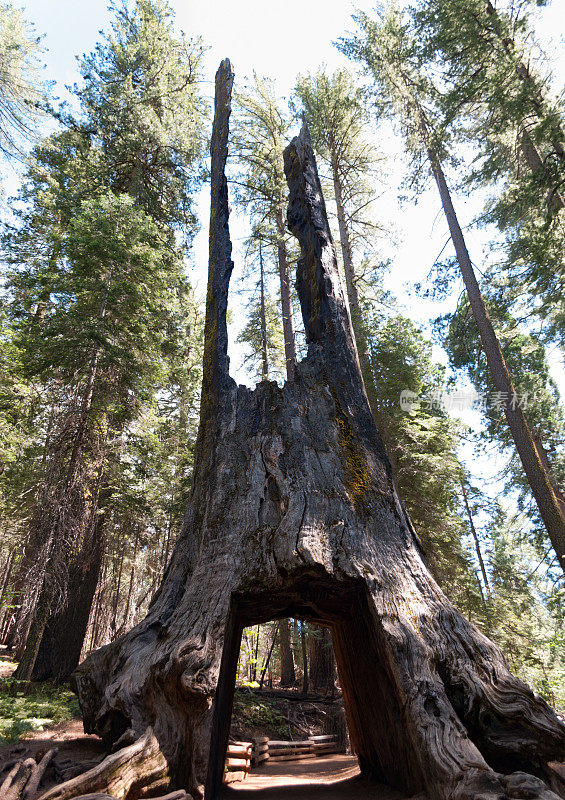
(36, 729, 172, 800)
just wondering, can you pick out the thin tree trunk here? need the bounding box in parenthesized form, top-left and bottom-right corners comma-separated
(110, 541, 126, 641)
(300, 621, 308, 694)
(420, 112, 565, 574)
(259, 622, 279, 689)
(252, 624, 260, 682)
(279, 617, 295, 686)
(89, 556, 107, 653)
(117, 527, 140, 637)
(460, 481, 491, 596)
(258, 241, 269, 381)
(308, 625, 335, 696)
(0, 549, 15, 612)
(275, 204, 297, 378)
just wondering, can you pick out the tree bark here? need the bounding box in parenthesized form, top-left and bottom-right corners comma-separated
(460, 481, 491, 597)
(278, 618, 295, 687)
(31, 500, 107, 682)
(308, 625, 335, 696)
(71, 63, 564, 800)
(331, 158, 381, 421)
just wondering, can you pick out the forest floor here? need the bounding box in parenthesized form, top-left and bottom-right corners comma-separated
(222, 755, 426, 800)
(0, 656, 429, 800)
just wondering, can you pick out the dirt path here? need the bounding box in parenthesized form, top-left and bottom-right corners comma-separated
(222, 755, 426, 800)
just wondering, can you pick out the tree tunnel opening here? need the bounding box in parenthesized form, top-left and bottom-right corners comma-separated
(205, 570, 426, 800)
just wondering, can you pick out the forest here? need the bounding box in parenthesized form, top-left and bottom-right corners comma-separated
(0, 1, 564, 799)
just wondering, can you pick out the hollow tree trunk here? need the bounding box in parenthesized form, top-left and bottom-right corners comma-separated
(71, 60, 564, 800)
(278, 618, 295, 687)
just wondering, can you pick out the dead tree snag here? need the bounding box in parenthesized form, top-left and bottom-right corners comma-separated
(72, 60, 565, 800)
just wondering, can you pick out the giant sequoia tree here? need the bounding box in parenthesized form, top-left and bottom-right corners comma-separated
(67, 60, 565, 800)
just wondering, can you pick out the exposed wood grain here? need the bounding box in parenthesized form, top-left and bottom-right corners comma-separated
(37, 729, 168, 800)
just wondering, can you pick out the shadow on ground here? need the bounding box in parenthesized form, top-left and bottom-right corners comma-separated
(222, 754, 427, 800)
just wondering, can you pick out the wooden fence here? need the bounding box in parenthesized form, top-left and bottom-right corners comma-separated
(223, 741, 252, 784)
(224, 734, 342, 782)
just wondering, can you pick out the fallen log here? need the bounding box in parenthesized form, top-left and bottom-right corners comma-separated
(3, 757, 37, 800)
(22, 747, 58, 800)
(37, 729, 168, 800)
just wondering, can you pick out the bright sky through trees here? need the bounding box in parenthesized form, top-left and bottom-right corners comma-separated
(10, 0, 565, 479)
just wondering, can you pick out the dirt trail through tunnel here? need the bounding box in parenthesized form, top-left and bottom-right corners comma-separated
(222, 754, 427, 800)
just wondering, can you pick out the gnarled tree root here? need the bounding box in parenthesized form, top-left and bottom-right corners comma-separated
(0, 748, 58, 800)
(36, 729, 181, 800)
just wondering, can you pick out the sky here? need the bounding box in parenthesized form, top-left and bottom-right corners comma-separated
(8, 0, 565, 500)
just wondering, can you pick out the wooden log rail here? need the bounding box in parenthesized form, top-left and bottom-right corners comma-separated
(250, 735, 342, 765)
(223, 741, 252, 784)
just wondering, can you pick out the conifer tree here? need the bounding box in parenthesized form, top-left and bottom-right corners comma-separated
(410, 0, 565, 345)
(4, 0, 206, 680)
(0, 3, 47, 163)
(443, 298, 565, 557)
(293, 68, 382, 416)
(232, 75, 297, 377)
(341, 5, 565, 574)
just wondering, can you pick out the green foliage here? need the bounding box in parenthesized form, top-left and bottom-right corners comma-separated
(76, 0, 206, 234)
(484, 505, 565, 708)
(232, 692, 288, 740)
(236, 290, 285, 383)
(367, 312, 478, 601)
(0, 3, 47, 162)
(409, 0, 565, 345)
(441, 297, 565, 549)
(0, 681, 80, 743)
(293, 68, 383, 252)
